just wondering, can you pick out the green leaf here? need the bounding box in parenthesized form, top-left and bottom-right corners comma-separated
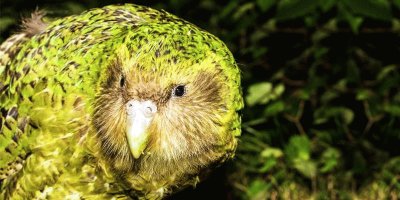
(247, 179, 270, 200)
(284, 136, 316, 178)
(348, 17, 363, 34)
(263, 100, 285, 116)
(261, 147, 283, 158)
(384, 104, 400, 116)
(342, 0, 392, 21)
(313, 130, 333, 143)
(250, 30, 268, 43)
(337, 2, 364, 33)
(304, 16, 317, 27)
(319, 0, 337, 12)
(333, 79, 348, 92)
(233, 2, 255, 20)
(246, 82, 272, 106)
(276, 0, 319, 21)
(256, 0, 276, 12)
(219, 0, 239, 19)
(321, 90, 339, 104)
(394, 0, 400, 9)
(252, 47, 268, 59)
(294, 89, 311, 100)
(294, 160, 317, 178)
(340, 6, 363, 33)
(314, 47, 329, 60)
(340, 108, 354, 125)
(0, 17, 16, 32)
(395, 92, 400, 102)
(273, 84, 285, 97)
(356, 89, 375, 101)
(285, 135, 311, 162)
(259, 157, 277, 172)
(377, 65, 397, 80)
(246, 82, 284, 107)
(314, 107, 354, 125)
(320, 148, 341, 173)
(263, 19, 277, 32)
(393, 19, 400, 33)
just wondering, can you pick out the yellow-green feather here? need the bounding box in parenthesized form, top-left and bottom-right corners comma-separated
(0, 4, 243, 199)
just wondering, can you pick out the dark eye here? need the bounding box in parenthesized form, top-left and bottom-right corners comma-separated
(173, 85, 186, 97)
(120, 76, 125, 87)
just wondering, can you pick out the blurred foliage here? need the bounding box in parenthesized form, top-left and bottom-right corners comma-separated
(1, 0, 400, 199)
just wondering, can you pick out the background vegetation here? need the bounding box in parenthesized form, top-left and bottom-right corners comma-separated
(1, 0, 400, 199)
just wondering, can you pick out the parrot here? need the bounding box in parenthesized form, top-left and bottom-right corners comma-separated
(0, 3, 243, 199)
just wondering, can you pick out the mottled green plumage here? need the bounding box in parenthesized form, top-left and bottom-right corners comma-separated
(0, 4, 243, 199)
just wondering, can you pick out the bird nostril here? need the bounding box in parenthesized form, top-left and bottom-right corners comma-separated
(126, 100, 157, 116)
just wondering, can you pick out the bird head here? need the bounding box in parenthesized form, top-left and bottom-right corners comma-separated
(92, 22, 243, 175)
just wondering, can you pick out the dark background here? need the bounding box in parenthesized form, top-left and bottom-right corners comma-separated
(1, 0, 400, 199)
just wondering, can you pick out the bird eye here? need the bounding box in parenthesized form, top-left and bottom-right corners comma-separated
(173, 85, 186, 97)
(120, 76, 125, 87)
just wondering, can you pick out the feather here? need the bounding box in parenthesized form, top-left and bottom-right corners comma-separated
(0, 4, 243, 199)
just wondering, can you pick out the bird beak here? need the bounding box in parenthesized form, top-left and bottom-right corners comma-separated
(125, 100, 157, 159)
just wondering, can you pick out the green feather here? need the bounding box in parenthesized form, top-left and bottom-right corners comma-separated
(0, 4, 243, 199)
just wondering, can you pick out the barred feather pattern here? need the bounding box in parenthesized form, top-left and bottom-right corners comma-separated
(0, 4, 243, 199)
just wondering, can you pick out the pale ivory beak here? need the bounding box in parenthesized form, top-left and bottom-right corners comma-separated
(126, 100, 157, 159)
